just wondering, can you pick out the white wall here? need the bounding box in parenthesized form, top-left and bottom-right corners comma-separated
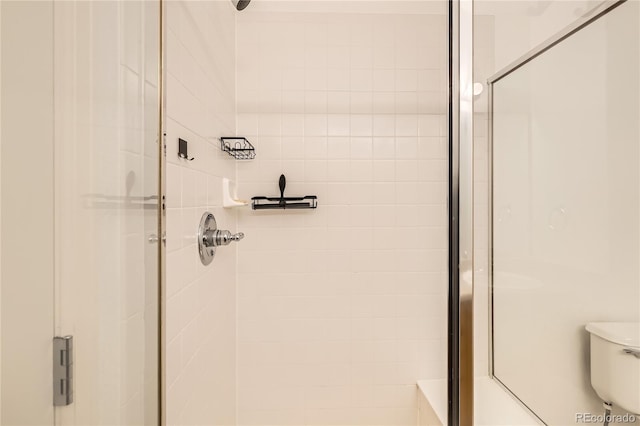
(164, 1, 237, 424)
(0, 2, 54, 423)
(234, 4, 448, 425)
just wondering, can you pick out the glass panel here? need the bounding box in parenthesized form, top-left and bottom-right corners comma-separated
(1, 1, 160, 424)
(53, 1, 160, 424)
(471, 7, 496, 425)
(491, 2, 640, 424)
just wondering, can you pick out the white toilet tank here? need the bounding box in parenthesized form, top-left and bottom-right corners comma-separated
(586, 322, 640, 415)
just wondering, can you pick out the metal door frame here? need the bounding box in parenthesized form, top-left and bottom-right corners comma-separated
(449, 0, 474, 424)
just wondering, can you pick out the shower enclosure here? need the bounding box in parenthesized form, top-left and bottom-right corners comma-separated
(1, 1, 162, 424)
(5, 0, 637, 424)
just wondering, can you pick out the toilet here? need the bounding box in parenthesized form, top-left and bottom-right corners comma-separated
(586, 322, 640, 415)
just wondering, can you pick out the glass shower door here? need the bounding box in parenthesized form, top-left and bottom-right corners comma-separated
(1, 1, 161, 424)
(489, 1, 640, 424)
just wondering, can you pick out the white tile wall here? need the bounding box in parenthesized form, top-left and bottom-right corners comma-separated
(165, 1, 237, 424)
(235, 8, 448, 425)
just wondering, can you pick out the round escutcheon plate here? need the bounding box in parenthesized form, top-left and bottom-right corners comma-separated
(198, 212, 217, 265)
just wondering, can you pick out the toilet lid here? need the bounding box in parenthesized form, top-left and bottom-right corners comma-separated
(586, 322, 640, 347)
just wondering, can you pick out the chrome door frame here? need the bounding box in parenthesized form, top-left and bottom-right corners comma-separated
(449, 0, 474, 424)
(157, 0, 166, 424)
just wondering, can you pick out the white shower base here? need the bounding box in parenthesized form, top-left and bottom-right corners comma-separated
(417, 377, 541, 425)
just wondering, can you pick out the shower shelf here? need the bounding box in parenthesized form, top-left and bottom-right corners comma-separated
(220, 137, 256, 160)
(251, 174, 317, 210)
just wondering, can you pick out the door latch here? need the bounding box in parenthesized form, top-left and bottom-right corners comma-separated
(53, 336, 73, 406)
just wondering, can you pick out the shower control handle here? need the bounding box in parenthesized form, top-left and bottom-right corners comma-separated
(204, 229, 244, 247)
(198, 211, 244, 265)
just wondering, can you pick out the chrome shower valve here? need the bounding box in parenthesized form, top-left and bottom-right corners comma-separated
(203, 229, 245, 248)
(198, 212, 244, 265)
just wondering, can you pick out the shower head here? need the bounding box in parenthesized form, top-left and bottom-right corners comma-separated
(231, 0, 251, 11)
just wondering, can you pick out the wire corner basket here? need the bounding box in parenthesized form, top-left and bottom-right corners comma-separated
(220, 137, 256, 160)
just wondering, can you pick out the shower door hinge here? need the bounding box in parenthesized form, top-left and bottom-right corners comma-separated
(53, 336, 73, 406)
